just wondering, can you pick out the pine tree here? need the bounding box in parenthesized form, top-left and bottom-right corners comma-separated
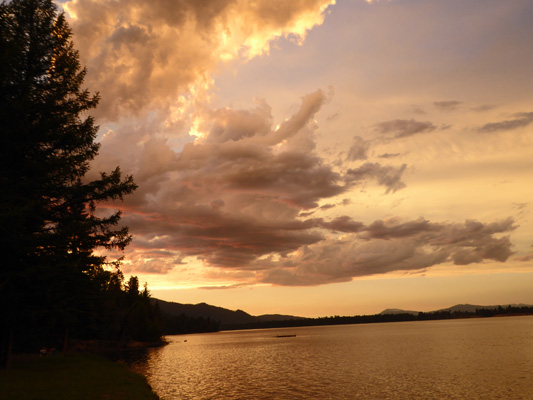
(0, 0, 137, 368)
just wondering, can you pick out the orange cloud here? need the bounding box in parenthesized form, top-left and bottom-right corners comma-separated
(64, 0, 335, 120)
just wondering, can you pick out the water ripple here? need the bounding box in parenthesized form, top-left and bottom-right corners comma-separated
(130, 317, 533, 400)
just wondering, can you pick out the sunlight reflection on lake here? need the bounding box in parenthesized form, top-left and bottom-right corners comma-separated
(127, 316, 533, 399)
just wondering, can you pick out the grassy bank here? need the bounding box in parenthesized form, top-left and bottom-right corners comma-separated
(0, 352, 159, 400)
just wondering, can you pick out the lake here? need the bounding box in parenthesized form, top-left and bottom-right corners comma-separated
(128, 316, 533, 399)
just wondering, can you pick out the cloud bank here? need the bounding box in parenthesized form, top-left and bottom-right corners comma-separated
(61, 0, 521, 287)
(97, 91, 514, 286)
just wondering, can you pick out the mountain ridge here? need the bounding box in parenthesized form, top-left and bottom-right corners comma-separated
(380, 303, 532, 315)
(153, 298, 303, 328)
(154, 298, 532, 328)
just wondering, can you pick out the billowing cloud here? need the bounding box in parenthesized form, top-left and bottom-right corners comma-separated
(60, 0, 526, 290)
(376, 119, 437, 138)
(95, 89, 418, 279)
(478, 112, 533, 133)
(104, 88, 515, 285)
(64, 0, 336, 120)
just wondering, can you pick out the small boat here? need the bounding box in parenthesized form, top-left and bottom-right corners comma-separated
(275, 334, 296, 338)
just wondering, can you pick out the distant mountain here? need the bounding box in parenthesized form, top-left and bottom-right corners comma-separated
(154, 299, 533, 333)
(380, 303, 533, 315)
(379, 308, 419, 316)
(154, 298, 533, 332)
(436, 304, 494, 313)
(436, 303, 533, 313)
(152, 298, 302, 328)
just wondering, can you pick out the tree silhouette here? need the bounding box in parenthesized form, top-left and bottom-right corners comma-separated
(0, 0, 138, 368)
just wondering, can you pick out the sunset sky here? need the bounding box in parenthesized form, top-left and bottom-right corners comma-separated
(59, 0, 533, 317)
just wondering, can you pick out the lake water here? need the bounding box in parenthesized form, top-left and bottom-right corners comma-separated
(128, 316, 533, 399)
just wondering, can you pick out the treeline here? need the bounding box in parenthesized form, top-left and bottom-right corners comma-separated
(11, 275, 164, 354)
(224, 305, 533, 330)
(0, 0, 163, 367)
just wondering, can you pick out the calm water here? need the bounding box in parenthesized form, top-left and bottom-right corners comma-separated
(128, 316, 533, 399)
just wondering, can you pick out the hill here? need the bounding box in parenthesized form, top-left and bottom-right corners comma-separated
(379, 308, 419, 316)
(381, 303, 533, 315)
(436, 303, 531, 313)
(153, 299, 533, 334)
(152, 298, 302, 329)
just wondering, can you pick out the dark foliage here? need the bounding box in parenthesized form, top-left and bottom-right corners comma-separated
(0, 0, 162, 367)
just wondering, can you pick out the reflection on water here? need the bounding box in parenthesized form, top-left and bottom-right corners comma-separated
(128, 316, 533, 400)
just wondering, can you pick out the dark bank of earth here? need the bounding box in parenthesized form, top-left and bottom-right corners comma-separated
(0, 352, 159, 400)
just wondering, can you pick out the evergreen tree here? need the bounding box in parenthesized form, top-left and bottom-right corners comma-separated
(0, 0, 137, 368)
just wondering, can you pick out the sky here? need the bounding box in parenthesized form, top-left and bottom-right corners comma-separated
(59, 0, 533, 317)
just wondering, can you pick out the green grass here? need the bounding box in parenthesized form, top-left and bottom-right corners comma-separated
(0, 352, 159, 400)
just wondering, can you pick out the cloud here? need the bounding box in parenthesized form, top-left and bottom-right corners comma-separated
(320, 216, 365, 233)
(93, 87, 425, 281)
(95, 93, 332, 266)
(91, 87, 518, 286)
(433, 100, 462, 111)
(259, 217, 516, 286)
(471, 104, 497, 113)
(64, 0, 336, 121)
(64, 0, 523, 289)
(478, 112, 533, 133)
(359, 217, 436, 240)
(376, 119, 437, 139)
(409, 105, 426, 115)
(516, 253, 533, 262)
(345, 162, 407, 193)
(378, 152, 401, 159)
(346, 136, 370, 161)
